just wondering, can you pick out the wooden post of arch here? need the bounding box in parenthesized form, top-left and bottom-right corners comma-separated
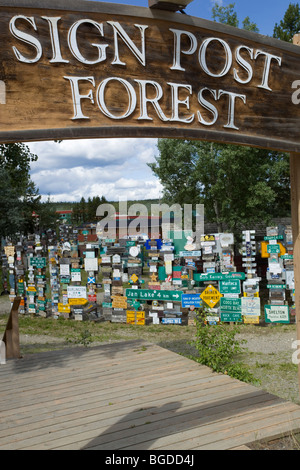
(291, 34, 300, 395)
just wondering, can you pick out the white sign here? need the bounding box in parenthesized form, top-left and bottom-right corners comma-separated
(112, 254, 121, 264)
(60, 264, 70, 276)
(67, 286, 87, 299)
(286, 271, 295, 290)
(84, 258, 98, 271)
(71, 271, 81, 282)
(241, 297, 261, 316)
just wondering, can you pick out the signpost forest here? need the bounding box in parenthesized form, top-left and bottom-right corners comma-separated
(1, 0, 300, 396)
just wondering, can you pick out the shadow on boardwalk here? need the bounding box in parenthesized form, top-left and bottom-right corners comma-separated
(81, 391, 284, 450)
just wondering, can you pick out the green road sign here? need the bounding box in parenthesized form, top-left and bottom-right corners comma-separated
(264, 305, 290, 324)
(220, 312, 242, 322)
(219, 279, 241, 294)
(125, 288, 182, 302)
(264, 235, 283, 241)
(220, 297, 241, 313)
(267, 244, 280, 254)
(30, 257, 46, 268)
(194, 272, 245, 282)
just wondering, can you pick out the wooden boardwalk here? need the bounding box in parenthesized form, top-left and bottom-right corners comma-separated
(0, 340, 300, 450)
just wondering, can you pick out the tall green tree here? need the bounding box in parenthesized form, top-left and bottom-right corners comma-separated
(212, 2, 259, 32)
(0, 143, 40, 238)
(273, 3, 300, 42)
(148, 140, 290, 239)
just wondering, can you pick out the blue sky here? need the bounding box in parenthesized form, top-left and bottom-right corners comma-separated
(28, 0, 295, 202)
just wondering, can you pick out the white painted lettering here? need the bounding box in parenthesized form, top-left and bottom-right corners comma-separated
(134, 79, 169, 121)
(63, 76, 95, 119)
(199, 37, 232, 77)
(197, 88, 218, 126)
(169, 28, 197, 71)
(96, 77, 137, 119)
(41, 17, 69, 63)
(218, 89, 246, 130)
(68, 19, 108, 64)
(107, 21, 148, 66)
(168, 83, 194, 123)
(254, 50, 282, 91)
(234, 45, 254, 84)
(9, 15, 42, 63)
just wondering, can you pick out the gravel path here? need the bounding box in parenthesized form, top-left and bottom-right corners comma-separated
(237, 330, 297, 353)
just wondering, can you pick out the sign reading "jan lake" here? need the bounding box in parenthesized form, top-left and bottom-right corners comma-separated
(1, 0, 300, 152)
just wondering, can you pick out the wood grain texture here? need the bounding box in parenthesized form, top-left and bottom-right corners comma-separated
(0, 0, 300, 151)
(0, 340, 300, 450)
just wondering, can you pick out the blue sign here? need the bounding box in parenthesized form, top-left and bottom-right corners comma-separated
(162, 318, 182, 324)
(144, 239, 163, 250)
(181, 294, 202, 308)
(87, 276, 96, 284)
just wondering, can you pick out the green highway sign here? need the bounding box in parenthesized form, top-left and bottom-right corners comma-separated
(194, 272, 245, 282)
(267, 284, 286, 289)
(219, 279, 241, 295)
(220, 298, 242, 313)
(220, 312, 242, 322)
(264, 305, 290, 324)
(220, 298, 242, 322)
(267, 244, 280, 254)
(30, 257, 46, 268)
(126, 288, 183, 302)
(264, 235, 283, 241)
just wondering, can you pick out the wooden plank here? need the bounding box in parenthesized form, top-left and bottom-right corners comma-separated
(0, 341, 299, 450)
(123, 402, 300, 451)
(0, 0, 300, 152)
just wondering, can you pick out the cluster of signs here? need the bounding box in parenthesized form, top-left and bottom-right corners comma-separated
(262, 226, 294, 324)
(2, 224, 295, 326)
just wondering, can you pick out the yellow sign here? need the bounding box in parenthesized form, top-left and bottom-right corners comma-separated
(150, 273, 158, 282)
(131, 274, 139, 283)
(4, 246, 15, 256)
(126, 310, 145, 325)
(243, 315, 260, 324)
(69, 298, 88, 305)
(58, 303, 71, 313)
(261, 241, 286, 258)
(200, 284, 222, 308)
(112, 296, 127, 308)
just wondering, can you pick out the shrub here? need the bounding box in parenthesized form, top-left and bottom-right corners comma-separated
(190, 308, 255, 383)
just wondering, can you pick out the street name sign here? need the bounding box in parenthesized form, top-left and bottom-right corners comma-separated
(219, 279, 241, 295)
(126, 288, 182, 302)
(181, 294, 202, 308)
(220, 297, 242, 322)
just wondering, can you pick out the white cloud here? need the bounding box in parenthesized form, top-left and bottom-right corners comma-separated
(28, 138, 161, 202)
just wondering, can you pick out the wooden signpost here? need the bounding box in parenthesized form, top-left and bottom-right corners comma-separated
(0, 0, 300, 152)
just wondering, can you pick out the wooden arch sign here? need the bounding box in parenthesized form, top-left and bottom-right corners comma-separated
(0, 0, 300, 151)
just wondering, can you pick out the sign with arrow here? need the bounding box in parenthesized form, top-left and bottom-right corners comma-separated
(126, 288, 182, 302)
